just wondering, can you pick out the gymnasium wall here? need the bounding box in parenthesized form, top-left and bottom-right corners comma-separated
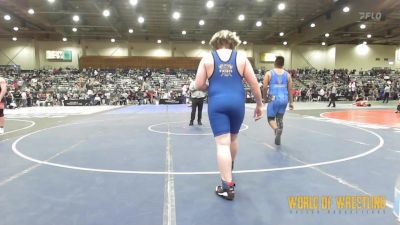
(0, 38, 398, 71)
(335, 44, 398, 70)
(396, 47, 400, 68)
(0, 39, 36, 69)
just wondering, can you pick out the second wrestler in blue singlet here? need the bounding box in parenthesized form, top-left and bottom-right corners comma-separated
(263, 56, 294, 145)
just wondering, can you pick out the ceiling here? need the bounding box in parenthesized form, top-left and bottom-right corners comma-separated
(0, 0, 399, 45)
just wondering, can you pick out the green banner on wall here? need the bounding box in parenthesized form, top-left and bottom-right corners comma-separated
(46, 50, 73, 61)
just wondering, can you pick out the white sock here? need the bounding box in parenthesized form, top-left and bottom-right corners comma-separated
(0, 127, 4, 134)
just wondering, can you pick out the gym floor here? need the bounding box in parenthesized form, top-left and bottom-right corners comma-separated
(0, 102, 399, 225)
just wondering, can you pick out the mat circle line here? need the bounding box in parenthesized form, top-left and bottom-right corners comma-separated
(148, 121, 249, 136)
(2, 119, 36, 135)
(11, 116, 384, 175)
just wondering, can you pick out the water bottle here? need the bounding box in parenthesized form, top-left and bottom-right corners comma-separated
(395, 177, 400, 221)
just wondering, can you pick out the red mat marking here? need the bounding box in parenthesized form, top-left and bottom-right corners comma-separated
(322, 110, 400, 128)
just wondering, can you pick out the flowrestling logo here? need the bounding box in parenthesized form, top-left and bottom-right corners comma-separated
(219, 64, 233, 77)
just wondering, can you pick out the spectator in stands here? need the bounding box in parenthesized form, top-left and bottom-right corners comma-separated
(14, 90, 22, 107)
(27, 91, 32, 107)
(87, 88, 94, 105)
(306, 88, 312, 102)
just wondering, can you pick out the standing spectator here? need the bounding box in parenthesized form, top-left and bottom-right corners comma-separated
(318, 88, 325, 101)
(21, 90, 27, 107)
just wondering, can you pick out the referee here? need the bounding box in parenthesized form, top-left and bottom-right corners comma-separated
(327, 83, 337, 108)
(189, 79, 206, 126)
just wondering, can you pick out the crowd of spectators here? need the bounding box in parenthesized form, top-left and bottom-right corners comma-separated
(0, 66, 195, 108)
(1, 65, 399, 109)
(287, 68, 400, 102)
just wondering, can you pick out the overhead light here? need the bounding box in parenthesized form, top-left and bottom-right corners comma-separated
(283, 41, 287, 45)
(3, 15, 11, 21)
(48, 0, 55, 3)
(28, 9, 35, 15)
(238, 14, 245, 21)
(278, 3, 286, 11)
(256, 21, 262, 27)
(103, 9, 110, 17)
(13, 27, 19, 31)
(129, 28, 134, 33)
(322, 42, 326, 46)
(206, 0, 214, 8)
(201, 40, 205, 44)
(363, 41, 367, 45)
(389, 61, 394, 65)
(360, 24, 366, 29)
(199, 19, 205, 26)
(129, 0, 138, 6)
(243, 41, 247, 45)
(138, 16, 144, 23)
(72, 15, 80, 22)
(310, 23, 316, 28)
(72, 27, 77, 32)
(367, 34, 372, 38)
(12, 37, 17, 41)
(62, 37, 67, 42)
(325, 33, 330, 37)
(279, 32, 284, 36)
(172, 12, 181, 20)
(182, 30, 186, 35)
(111, 38, 115, 43)
(157, 39, 162, 44)
(343, 6, 350, 13)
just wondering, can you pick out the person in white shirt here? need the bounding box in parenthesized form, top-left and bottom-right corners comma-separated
(189, 79, 207, 126)
(318, 88, 325, 101)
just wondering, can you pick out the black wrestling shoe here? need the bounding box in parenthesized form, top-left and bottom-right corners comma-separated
(198, 121, 203, 125)
(275, 128, 282, 145)
(215, 184, 235, 200)
(189, 121, 194, 126)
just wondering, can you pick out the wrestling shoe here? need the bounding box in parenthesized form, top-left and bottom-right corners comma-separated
(198, 121, 203, 126)
(189, 121, 194, 126)
(275, 128, 282, 145)
(215, 183, 235, 200)
(0, 127, 4, 135)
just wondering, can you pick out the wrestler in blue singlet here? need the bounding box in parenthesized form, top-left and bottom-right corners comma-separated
(267, 69, 289, 118)
(208, 50, 245, 136)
